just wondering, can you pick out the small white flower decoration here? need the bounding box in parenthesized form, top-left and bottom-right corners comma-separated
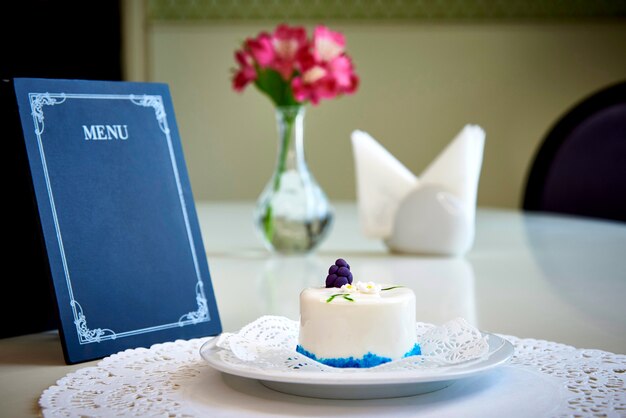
(356, 281, 382, 295)
(340, 283, 357, 293)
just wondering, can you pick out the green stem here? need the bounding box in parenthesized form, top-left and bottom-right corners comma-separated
(272, 113, 295, 192)
(326, 293, 355, 303)
(381, 286, 404, 291)
(263, 108, 298, 242)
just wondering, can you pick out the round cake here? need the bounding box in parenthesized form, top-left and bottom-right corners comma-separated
(296, 259, 420, 368)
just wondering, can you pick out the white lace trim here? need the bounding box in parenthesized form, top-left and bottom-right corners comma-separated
(39, 317, 626, 417)
(215, 316, 489, 371)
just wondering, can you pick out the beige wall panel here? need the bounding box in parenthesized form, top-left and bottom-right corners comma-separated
(149, 22, 626, 207)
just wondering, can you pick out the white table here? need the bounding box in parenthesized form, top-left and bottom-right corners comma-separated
(196, 202, 626, 354)
(1, 202, 625, 417)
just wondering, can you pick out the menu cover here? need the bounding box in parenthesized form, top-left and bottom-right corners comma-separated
(11, 78, 221, 364)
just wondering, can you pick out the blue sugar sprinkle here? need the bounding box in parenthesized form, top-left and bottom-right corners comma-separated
(296, 343, 421, 369)
(404, 343, 422, 358)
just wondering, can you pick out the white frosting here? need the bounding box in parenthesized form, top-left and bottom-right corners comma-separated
(298, 285, 416, 359)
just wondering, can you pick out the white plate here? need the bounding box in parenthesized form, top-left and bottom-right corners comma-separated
(200, 333, 514, 399)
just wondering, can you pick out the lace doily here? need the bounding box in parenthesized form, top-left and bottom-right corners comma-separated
(214, 316, 489, 372)
(39, 319, 626, 418)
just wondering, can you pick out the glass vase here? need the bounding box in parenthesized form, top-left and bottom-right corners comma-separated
(254, 106, 333, 254)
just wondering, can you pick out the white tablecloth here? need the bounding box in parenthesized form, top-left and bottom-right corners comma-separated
(39, 333, 625, 417)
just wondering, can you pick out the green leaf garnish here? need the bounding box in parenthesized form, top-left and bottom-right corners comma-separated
(326, 293, 355, 303)
(326, 293, 343, 303)
(326, 286, 402, 303)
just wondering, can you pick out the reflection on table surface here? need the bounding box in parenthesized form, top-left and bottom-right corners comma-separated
(197, 202, 626, 354)
(215, 255, 476, 330)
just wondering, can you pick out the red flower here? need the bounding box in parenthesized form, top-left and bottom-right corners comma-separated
(231, 24, 359, 106)
(232, 50, 256, 92)
(327, 55, 359, 94)
(270, 24, 308, 80)
(312, 25, 345, 62)
(246, 32, 274, 68)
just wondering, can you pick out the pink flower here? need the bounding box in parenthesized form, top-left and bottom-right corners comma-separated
(313, 26, 346, 62)
(232, 50, 257, 92)
(291, 53, 335, 105)
(291, 43, 359, 105)
(270, 24, 308, 80)
(245, 32, 274, 68)
(327, 55, 359, 94)
(231, 24, 359, 106)
(292, 68, 334, 104)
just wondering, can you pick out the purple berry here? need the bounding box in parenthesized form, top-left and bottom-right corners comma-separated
(325, 258, 353, 288)
(335, 259, 348, 268)
(337, 266, 350, 277)
(334, 276, 349, 287)
(326, 274, 338, 288)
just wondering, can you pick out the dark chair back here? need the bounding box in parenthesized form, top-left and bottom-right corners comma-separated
(523, 81, 626, 222)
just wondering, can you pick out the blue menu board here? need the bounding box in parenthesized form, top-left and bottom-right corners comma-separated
(12, 78, 221, 363)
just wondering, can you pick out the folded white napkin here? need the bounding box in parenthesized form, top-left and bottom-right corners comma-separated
(351, 125, 485, 255)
